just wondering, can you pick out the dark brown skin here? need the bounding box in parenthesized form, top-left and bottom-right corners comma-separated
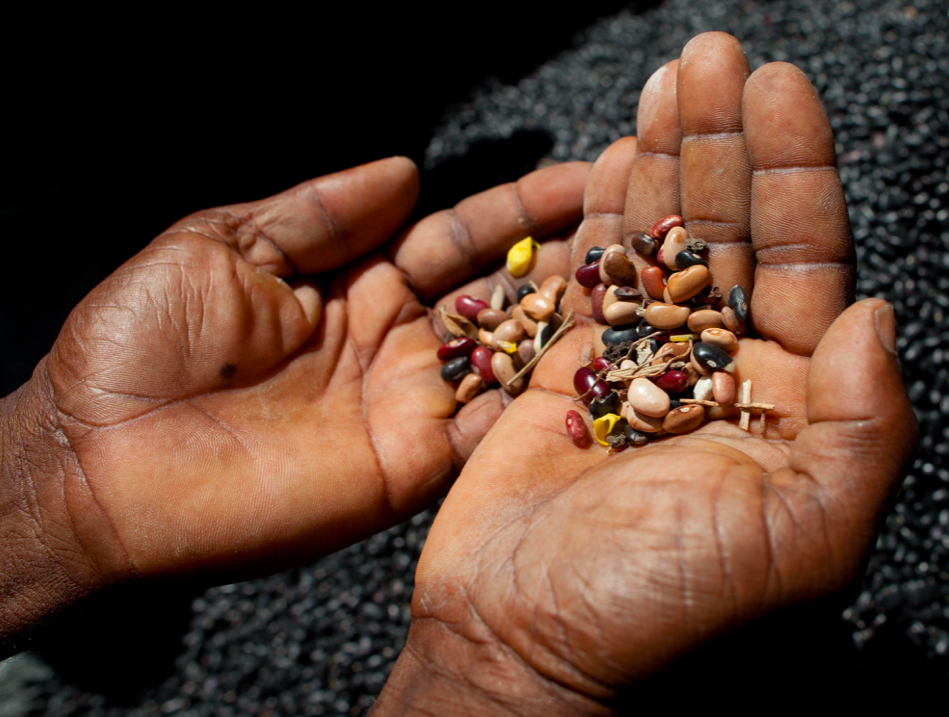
(0, 155, 592, 649)
(373, 33, 918, 715)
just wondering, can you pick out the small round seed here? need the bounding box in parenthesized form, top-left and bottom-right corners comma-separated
(575, 261, 602, 288)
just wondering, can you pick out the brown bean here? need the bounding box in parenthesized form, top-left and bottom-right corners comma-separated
(602, 250, 637, 286)
(688, 309, 725, 333)
(650, 341, 691, 365)
(478, 328, 497, 350)
(520, 293, 556, 322)
(700, 328, 739, 353)
(649, 214, 684, 240)
(494, 318, 526, 344)
(518, 339, 535, 365)
(712, 372, 736, 404)
(455, 373, 484, 403)
(643, 302, 691, 330)
(598, 244, 626, 285)
(621, 402, 664, 433)
(476, 308, 508, 331)
(690, 352, 710, 376)
(665, 265, 711, 303)
(662, 405, 705, 433)
(513, 306, 538, 338)
(539, 275, 567, 304)
(491, 351, 525, 396)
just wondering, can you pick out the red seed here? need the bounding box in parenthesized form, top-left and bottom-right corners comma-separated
(654, 370, 688, 394)
(649, 215, 684, 240)
(566, 410, 592, 448)
(471, 346, 496, 384)
(592, 356, 613, 372)
(437, 337, 477, 361)
(591, 283, 608, 324)
(455, 295, 489, 322)
(574, 366, 610, 402)
(575, 261, 602, 289)
(641, 266, 666, 300)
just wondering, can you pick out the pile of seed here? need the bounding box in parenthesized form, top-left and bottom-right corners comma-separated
(565, 215, 767, 450)
(436, 238, 571, 402)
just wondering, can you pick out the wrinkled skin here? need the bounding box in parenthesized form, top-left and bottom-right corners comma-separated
(380, 33, 918, 715)
(32, 157, 592, 585)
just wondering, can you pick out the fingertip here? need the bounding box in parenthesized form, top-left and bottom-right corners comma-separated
(291, 282, 323, 330)
(681, 31, 745, 65)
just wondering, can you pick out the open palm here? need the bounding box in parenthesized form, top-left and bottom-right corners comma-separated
(388, 34, 917, 713)
(41, 157, 590, 584)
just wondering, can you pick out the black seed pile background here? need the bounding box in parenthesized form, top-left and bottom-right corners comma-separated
(2, 0, 948, 713)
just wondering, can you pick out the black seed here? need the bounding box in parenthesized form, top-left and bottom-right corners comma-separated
(636, 319, 657, 338)
(440, 356, 471, 382)
(692, 342, 734, 373)
(589, 391, 621, 420)
(517, 284, 536, 301)
(537, 322, 555, 348)
(728, 286, 749, 322)
(603, 325, 638, 345)
(585, 245, 606, 263)
(675, 251, 708, 270)
(625, 425, 649, 446)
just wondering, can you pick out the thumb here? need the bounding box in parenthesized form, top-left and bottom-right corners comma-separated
(789, 298, 918, 525)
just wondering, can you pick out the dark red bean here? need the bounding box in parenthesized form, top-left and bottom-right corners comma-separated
(437, 337, 477, 361)
(654, 370, 688, 394)
(566, 410, 592, 448)
(575, 261, 602, 289)
(649, 214, 684, 240)
(470, 346, 496, 384)
(592, 356, 613, 372)
(574, 367, 611, 401)
(591, 283, 608, 324)
(455, 295, 489, 322)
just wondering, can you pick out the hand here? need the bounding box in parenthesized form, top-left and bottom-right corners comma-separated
(0, 156, 591, 643)
(375, 34, 918, 715)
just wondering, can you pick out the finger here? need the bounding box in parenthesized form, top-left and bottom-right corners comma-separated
(561, 137, 637, 314)
(390, 162, 591, 301)
(744, 62, 856, 355)
(209, 156, 421, 275)
(622, 60, 681, 244)
(783, 299, 916, 570)
(677, 32, 754, 304)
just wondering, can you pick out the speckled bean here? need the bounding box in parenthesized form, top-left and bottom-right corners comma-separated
(566, 410, 592, 448)
(650, 214, 684, 240)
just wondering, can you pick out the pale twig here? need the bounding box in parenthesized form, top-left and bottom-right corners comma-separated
(506, 310, 575, 386)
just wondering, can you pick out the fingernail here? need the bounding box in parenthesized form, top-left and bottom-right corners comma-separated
(875, 303, 896, 355)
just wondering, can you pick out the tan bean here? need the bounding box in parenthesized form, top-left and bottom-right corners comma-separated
(621, 402, 664, 433)
(539, 275, 567, 304)
(712, 371, 736, 404)
(455, 373, 484, 403)
(494, 318, 526, 344)
(662, 226, 689, 270)
(490, 284, 506, 310)
(700, 328, 739, 353)
(644, 302, 691, 330)
(478, 328, 497, 351)
(604, 301, 641, 326)
(722, 306, 745, 335)
(688, 310, 725, 333)
(518, 339, 535, 365)
(491, 351, 525, 396)
(628, 378, 670, 418)
(520, 293, 556, 322)
(512, 306, 538, 338)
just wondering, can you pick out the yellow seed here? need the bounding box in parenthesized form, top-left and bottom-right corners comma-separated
(506, 237, 539, 278)
(497, 340, 518, 354)
(593, 413, 621, 446)
(670, 333, 698, 342)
